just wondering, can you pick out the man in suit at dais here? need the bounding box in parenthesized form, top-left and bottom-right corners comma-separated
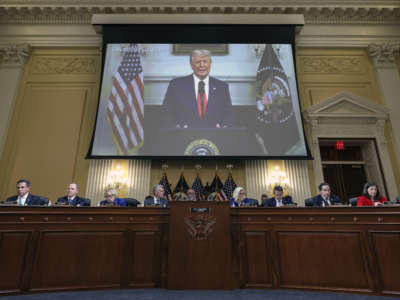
(56, 183, 90, 206)
(144, 184, 169, 207)
(6, 179, 46, 206)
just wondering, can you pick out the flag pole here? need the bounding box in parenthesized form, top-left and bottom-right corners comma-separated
(226, 164, 234, 198)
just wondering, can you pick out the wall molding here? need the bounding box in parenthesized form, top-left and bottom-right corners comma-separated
(0, 1, 399, 25)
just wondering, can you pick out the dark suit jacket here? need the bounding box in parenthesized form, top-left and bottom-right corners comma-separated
(162, 74, 232, 128)
(262, 196, 294, 207)
(6, 194, 46, 206)
(312, 194, 341, 207)
(144, 197, 169, 207)
(56, 196, 90, 206)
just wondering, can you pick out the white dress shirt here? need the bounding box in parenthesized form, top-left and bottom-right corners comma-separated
(193, 74, 209, 100)
(18, 193, 29, 206)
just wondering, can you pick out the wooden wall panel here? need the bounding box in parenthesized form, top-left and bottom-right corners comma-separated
(371, 232, 400, 294)
(244, 231, 273, 287)
(0, 231, 31, 292)
(30, 231, 125, 291)
(277, 231, 371, 291)
(167, 202, 233, 290)
(129, 231, 160, 287)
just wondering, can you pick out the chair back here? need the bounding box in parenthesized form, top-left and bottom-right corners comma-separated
(349, 197, 358, 206)
(125, 198, 140, 207)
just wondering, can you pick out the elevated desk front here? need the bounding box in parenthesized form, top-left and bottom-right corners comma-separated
(1, 206, 399, 296)
(232, 206, 400, 296)
(0, 207, 169, 294)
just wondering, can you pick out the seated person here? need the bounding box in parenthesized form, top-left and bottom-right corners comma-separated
(144, 184, 169, 207)
(230, 187, 253, 207)
(98, 189, 126, 206)
(6, 179, 47, 206)
(262, 185, 294, 207)
(56, 183, 89, 206)
(312, 182, 341, 207)
(186, 188, 196, 201)
(260, 194, 268, 206)
(173, 192, 187, 201)
(357, 182, 387, 206)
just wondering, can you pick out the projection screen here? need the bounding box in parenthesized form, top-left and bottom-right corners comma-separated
(88, 25, 311, 158)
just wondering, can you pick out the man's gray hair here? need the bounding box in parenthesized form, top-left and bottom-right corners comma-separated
(153, 184, 163, 195)
(190, 49, 212, 63)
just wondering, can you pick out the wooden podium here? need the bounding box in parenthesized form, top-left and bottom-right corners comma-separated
(167, 201, 233, 289)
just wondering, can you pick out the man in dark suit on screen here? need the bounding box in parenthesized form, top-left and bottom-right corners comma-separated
(6, 179, 47, 206)
(162, 49, 233, 129)
(56, 183, 90, 206)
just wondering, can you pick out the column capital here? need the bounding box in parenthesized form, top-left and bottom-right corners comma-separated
(368, 43, 400, 69)
(0, 43, 31, 68)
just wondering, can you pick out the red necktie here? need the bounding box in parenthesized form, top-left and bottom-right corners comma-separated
(197, 81, 206, 119)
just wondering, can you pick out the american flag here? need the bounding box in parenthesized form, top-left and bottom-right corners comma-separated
(223, 172, 237, 199)
(192, 175, 205, 201)
(216, 189, 228, 202)
(210, 174, 223, 193)
(159, 172, 172, 201)
(107, 44, 144, 155)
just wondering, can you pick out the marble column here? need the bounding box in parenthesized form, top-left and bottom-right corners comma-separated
(368, 43, 400, 176)
(0, 43, 31, 159)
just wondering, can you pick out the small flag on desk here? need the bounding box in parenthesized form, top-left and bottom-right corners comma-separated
(159, 172, 172, 201)
(107, 44, 144, 155)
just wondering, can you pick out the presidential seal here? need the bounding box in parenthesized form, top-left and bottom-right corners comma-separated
(184, 139, 220, 156)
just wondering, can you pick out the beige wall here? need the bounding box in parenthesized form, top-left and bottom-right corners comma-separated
(296, 47, 400, 195)
(0, 48, 101, 202)
(1, 46, 399, 201)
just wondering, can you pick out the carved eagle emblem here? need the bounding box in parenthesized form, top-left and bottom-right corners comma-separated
(184, 215, 216, 240)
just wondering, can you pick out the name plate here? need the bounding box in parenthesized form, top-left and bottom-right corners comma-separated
(190, 207, 210, 213)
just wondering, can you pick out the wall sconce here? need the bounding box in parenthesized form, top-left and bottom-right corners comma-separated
(267, 165, 290, 194)
(106, 164, 128, 192)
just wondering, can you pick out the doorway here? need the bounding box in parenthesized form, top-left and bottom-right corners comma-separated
(319, 139, 387, 203)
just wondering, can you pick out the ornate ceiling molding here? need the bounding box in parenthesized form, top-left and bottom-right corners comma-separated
(0, 43, 31, 66)
(0, 1, 399, 25)
(368, 43, 400, 68)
